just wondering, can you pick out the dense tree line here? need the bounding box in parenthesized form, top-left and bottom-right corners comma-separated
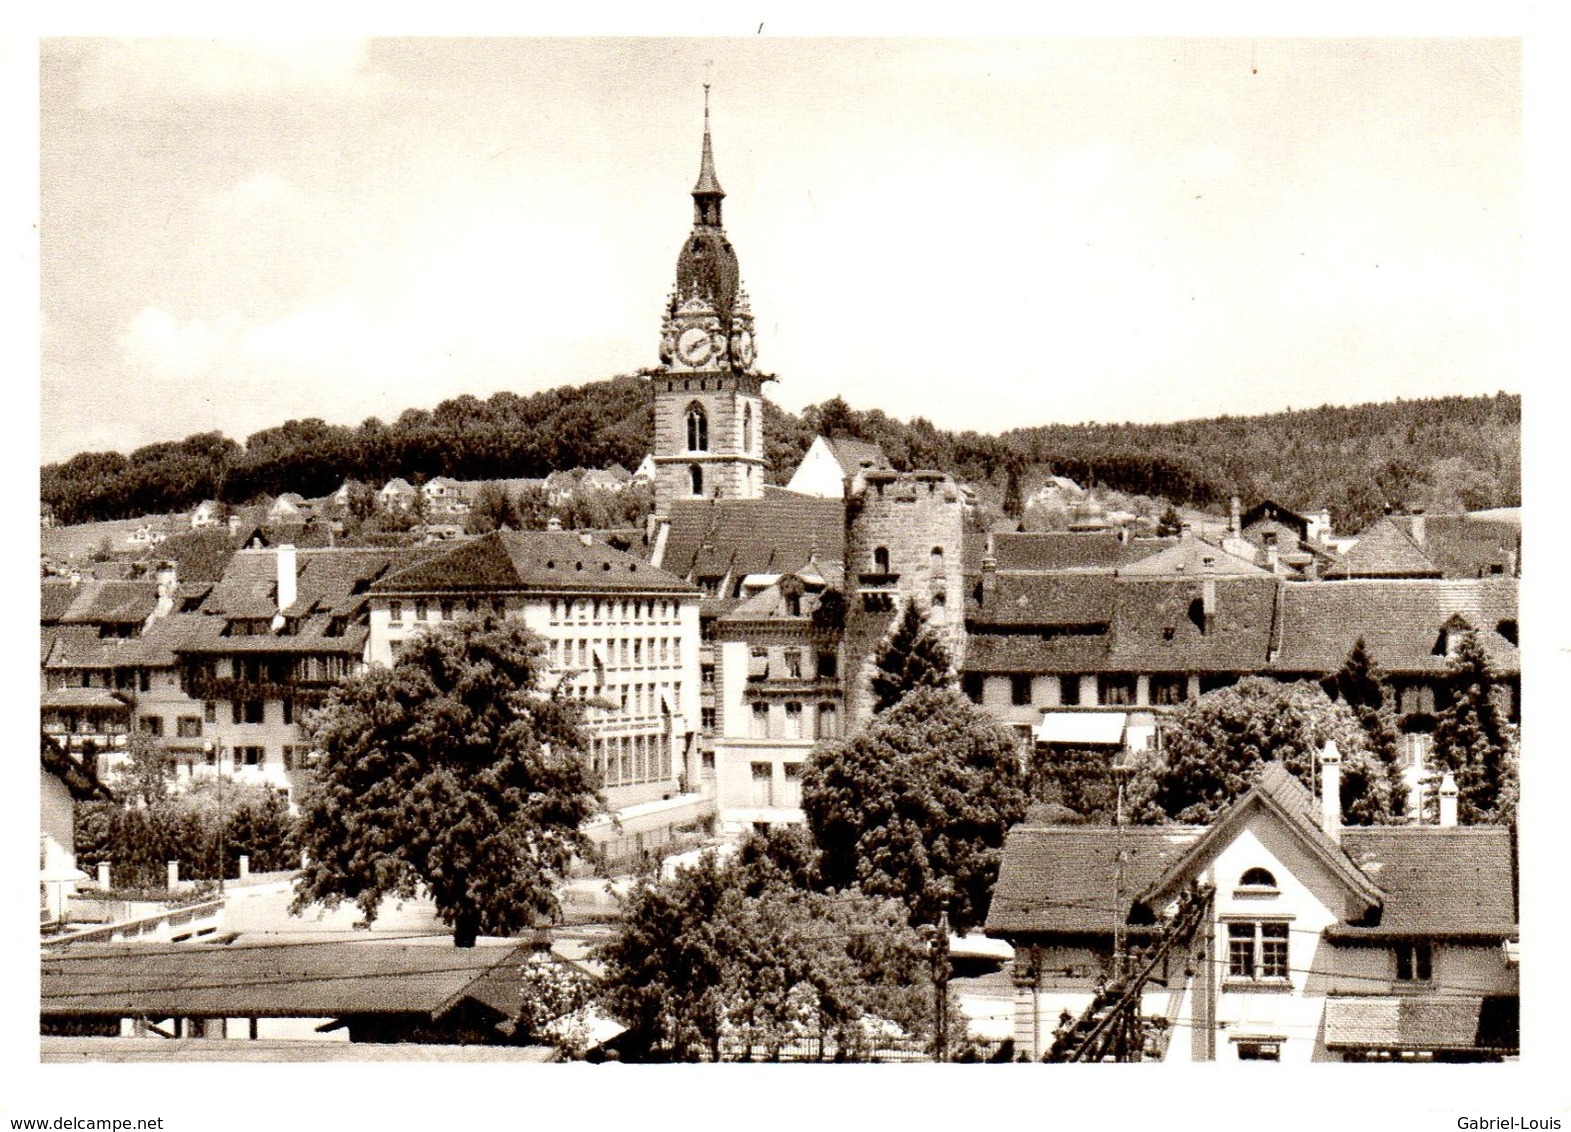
(43, 373, 1518, 535)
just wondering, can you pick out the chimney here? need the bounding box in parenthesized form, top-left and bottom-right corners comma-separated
(1201, 576, 1217, 634)
(1409, 507, 1426, 547)
(1319, 741, 1342, 842)
(1438, 770, 1459, 827)
(275, 544, 297, 617)
(980, 531, 998, 601)
(228, 514, 241, 537)
(1265, 545, 1279, 574)
(1229, 495, 1241, 537)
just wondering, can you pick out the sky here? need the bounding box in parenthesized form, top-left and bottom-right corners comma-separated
(36, 37, 1522, 465)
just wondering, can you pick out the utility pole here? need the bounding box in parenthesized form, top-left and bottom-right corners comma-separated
(930, 909, 951, 1063)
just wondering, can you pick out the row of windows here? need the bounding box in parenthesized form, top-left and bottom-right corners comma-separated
(562, 679, 681, 720)
(749, 761, 803, 809)
(550, 597, 681, 625)
(552, 636, 683, 672)
(748, 701, 839, 741)
(388, 597, 506, 624)
(587, 732, 674, 789)
(748, 647, 837, 681)
(867, 546, 946, 573)
(967, 673, 1228, 708)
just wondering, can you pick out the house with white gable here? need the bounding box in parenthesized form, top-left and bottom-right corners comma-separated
(987, 750, 1518, 1062)
(784, 435, 891, 499)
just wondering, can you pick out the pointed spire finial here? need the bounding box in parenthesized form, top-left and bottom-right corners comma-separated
(693, 82, 724, 206)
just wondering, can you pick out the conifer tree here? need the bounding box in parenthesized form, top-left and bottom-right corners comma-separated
(1431, 631, 1516, 823)
(868, 600, 956, 716)
(1325, 638, 1407, 820)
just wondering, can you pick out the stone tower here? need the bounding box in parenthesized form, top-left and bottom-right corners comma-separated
(650, 87, 770, 518)
(841, 467, 968, 730)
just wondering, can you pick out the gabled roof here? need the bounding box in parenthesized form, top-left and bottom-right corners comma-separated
(42, 626, 178, 670)
(967, 574, 1117, 628)
(1240, 500, 1310, 538)
(660, 492, 844, 583)
(985, 826, 1202, 935)
(1324, 995, 1517, 1053)
(374, 531, 696, 595)
(1115, 537, 1272, 578)
(1334, 827, 1516, 938)
(1389, 514, 1520, 579)
(156, 530, 240, 583)
(822, 435, 890, 476)
(962, 531, 1159, 575)
(1141, 762, 1383, 912)
(40, 687, 131, 711)
(1333, 516, 1441, 578)
(42, 580, 159, 626)
(1269, 578, 1518, 677)
(41, 941, 536, 1021)
(1107, 576, 1277, 672)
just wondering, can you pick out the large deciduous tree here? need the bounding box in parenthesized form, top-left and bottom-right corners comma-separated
(292, 616, 598, 946)
(1127, 676, 1396, 826)
(1431, 631, 1518, 824)
(801, 686, 1028, 933)
(598, 832, 937, 1062)
(867, 600, 957, 716)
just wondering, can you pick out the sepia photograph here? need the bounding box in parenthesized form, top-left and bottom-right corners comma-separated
(20, 25, 1556, 1129)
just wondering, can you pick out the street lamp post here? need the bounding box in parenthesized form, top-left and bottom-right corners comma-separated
(204, 739, 228, 894)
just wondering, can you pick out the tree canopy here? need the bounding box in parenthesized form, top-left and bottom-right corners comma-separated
(1323, 638, 1407, 820)
(1431, 631, 1518, 824)
(598, 829, 938, 1062)
(801, 686, 1028, 933)
(292, 616, 599, 946)
(868, 600, 957, 716)
(1126, 676, 1398, 826)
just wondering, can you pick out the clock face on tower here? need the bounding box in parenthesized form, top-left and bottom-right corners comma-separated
(677, 327, 714, 366)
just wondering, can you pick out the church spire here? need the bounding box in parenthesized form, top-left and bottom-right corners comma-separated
(692, 84, 725, 225)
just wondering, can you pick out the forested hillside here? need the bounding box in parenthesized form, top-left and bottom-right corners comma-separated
(41, 377, 1519, 534)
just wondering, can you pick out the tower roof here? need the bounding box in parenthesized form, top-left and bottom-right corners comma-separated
(693, 84, 725, 198)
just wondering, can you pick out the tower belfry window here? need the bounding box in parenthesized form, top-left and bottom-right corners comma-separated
(689, 464, 704, 496)
(743, 404, 753, 452)
(687, 403, 708, 451)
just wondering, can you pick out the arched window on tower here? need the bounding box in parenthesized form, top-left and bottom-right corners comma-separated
(689, 464, 704, 497)
(686, 403, 708, 452)
(743, 404, 753, 453)
(873, 546, 890, 574)
(931, 546, 945, 572)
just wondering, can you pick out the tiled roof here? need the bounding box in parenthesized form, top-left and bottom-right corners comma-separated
(42, 626, 177, 670)
(1115, 537, 1272, 578)
(823, 436, 890, 476)
(1324, 996, 1517, 1052)
(1333, 516, 1441, 578)
(1240, 500, 1310, 538)
(1335, 827, 1516, 938)
(41, 941, 535, 1020)
(961, 531, 1158, 575)
(962, 630, 1110, 673)
(374, 531, 696, 595)
(1389, 514, 1520, 580)
(43, 580, 159, 626)
(967, 574, 1117, 627)
(40, 686, 130, 711)
(1107, 576, 1277, 672)
(985, 826, 1202, 936)
(155, 530, 240, 584)
(660, 492, 845, 582)
(1270, 578, 1518, 677)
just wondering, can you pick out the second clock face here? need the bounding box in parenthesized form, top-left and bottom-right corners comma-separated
(734, 330, 755, 367)
(677, 327, 714, 366)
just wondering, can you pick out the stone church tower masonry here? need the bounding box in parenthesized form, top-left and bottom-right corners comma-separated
(841, 467, 968, 730)
(650, 88, 770, 518)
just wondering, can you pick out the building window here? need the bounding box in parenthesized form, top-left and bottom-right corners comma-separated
(701, 706, 717, 731)
(785, 650, 803, 679)
(1099, 674, 1137, 706)
(816, 703, 838, 739)
(1239, 867, 1278, 890)
(389, 600, 403, 623)
(282, 699, 294, 725)
(931, 546, 944, 572)
(784, 702, 803, 739)
(176, 717, 202, 739)
(1228, 922, 1290, 981)
(1060, 675, 1082, 706)
(817, 650, 837, 679)
(686, 403, 708, 451)
(1151, 674, 1188, 706)
(751, 702, 769, 739)
(204, 701, 217, 724)
(415, 599, 429, 621)
(1395, 943, 1433, 982)
(689, 464, 704, 497)
(139, 716, 164, 737)
(751, 762, 773, 808)
(962, 673, 984, 704)
(1235, 1041, 1281, 1062)
(873, 546, 890, 574)
(1010, 674, 1033, 707)
(441, 599, 455, 619)
(743, 404, 753, 452)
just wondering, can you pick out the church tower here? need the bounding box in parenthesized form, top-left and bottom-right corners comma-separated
(650, 87, 770, 517)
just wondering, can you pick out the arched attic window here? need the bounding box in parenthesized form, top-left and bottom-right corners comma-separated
(686, 403, 708, 452)
(1239, 867, 1278, 890)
